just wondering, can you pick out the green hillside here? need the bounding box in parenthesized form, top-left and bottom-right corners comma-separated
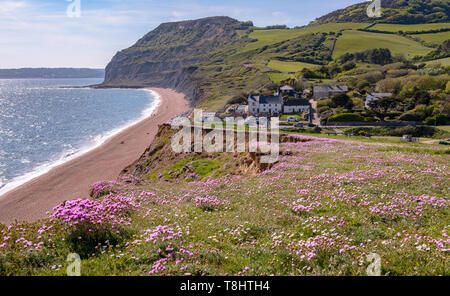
(414, 31, 450, 45)
(243, 23, 368, 52)
(100, 1, 450, 111)
(370, 22, 450, 32)
(333, 30, 434, 59)
(312, 0, 450, 25)
(267, 60, 320, 73)
(423, 56, 450, 66)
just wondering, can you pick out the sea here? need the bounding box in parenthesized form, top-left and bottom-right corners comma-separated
(0, 78, 160, 196)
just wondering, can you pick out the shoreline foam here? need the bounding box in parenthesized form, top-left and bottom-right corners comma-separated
(0, 88, 189, 224)
(0, 89, 161, 198)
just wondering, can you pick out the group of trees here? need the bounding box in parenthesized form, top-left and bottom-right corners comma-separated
(339, 48, 393, 65)
(317, 88, 449, 125)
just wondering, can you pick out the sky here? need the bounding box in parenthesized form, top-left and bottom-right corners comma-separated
(0, 0, 365, 68)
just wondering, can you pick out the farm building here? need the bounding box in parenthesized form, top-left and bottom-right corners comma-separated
(313, 85, 348, 100)
(278, 85, 299, 97)
(283, 99, 310, 114)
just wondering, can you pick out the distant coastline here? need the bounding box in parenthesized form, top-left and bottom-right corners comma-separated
(0, 68, 105, 79)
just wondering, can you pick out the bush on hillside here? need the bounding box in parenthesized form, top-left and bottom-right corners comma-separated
(387, 126, 437, 138)
(327, 113, 364, 123)
(425, 114, 449, 126)
(398, 112, 423, 122)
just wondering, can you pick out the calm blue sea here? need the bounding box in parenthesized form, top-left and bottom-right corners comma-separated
(0, 78, 159, 195)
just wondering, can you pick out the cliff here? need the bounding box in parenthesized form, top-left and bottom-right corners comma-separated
(99, 16, 253, 105)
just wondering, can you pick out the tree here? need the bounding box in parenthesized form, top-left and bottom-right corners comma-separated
(331, 93, 351, 108)
(368, 96, 400, 121)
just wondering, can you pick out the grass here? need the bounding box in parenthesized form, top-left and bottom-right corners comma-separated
(333, 30, 434, 60)
(370, 23, 450, 33)
(268, 72, 294, 83)
(413, 31, 450, 45)
(242, 23, 369, 52)
(437, 126, 450, 133)
(267, 60, 319, 73)
(1, 133, 448, 276)
(423, 57, 450, 67)
(151, 157, 225, 181)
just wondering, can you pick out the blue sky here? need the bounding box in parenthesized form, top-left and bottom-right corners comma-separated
(0, 0, 365, 68)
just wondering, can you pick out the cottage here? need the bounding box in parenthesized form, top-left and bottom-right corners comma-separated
(313, 85, 348, 100)
(248, 95, 283, 115)
(235, 105, 248, 115)
(279, 85, 298, 97)
(283, 99, 310, 114)
(365, 92, 393, 108)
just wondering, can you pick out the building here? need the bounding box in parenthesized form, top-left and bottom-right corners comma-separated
(279, 85, 299, 98)
(313, 85, 348, 100)
(365, 92, 393, 108)
(248, 95, 283, 115)
(235, 105, 248, 115)
(283, 99, 311, 114)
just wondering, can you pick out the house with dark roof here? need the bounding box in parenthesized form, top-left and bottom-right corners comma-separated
(283, 99, 311, 114)
(313, 85, 348, 100)
(248, 95, 283, 115)
(365, 92, 392, 108)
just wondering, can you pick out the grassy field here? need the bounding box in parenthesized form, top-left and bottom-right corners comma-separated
(243, 23, 369, 52)
(437, 126, 450, 133)
(1, 134, 448, 276)
(423, 57, 450, 67)
(413, 31, 450, 45)
(269, 72, 294, 83)
(333, 30, 434, 60)
(371, 23, 450, 33)
(268, 60, 320, 73)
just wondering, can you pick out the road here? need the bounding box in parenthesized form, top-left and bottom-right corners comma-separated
(309, 99, 321, 126)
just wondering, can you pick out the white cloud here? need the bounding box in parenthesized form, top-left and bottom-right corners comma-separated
(0, 0, 27, 14)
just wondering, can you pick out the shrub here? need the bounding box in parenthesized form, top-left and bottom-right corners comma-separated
(398, 112, 423, 122)
(424, 114, 449, 126)
(387, 126, 437, 137)
(355, 80, 370, 90)
(330, 93, 352, 108)
(363, 117, 377, 122)
(327, 113, 364, 123)
(387, 111, 403, 119)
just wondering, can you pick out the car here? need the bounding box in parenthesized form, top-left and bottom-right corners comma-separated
(294, 123, 304, 128)
(287, 117, 299, 123)
(308, 123, 316, 128)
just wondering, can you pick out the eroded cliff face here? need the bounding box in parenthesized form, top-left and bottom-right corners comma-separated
(100, 16, 248, 104)
(121, 124, 278, 182)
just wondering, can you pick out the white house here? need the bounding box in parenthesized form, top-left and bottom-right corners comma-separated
(248, 95, 283, 115)
(235, 105, 248, 115)
(365, 93, 392, 108)
(313, 85, 348, 100)
(283, 99, 310, 114)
